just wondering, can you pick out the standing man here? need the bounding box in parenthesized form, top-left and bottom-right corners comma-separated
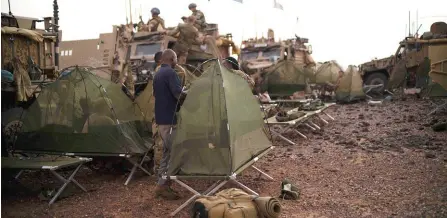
(153, 49, 183, 200)
(147, 7, 166, 32)
(153, 51, 163, 72)
(167, 16, 204, 64)
(188, 3, 207, 32)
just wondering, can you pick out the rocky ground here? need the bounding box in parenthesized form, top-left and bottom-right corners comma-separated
(2, 97, 447, 218)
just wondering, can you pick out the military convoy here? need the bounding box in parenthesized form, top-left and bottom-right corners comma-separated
(359, 21, 447, 93)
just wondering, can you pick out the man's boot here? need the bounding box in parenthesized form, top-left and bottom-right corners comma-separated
(155, 185, 180, 200)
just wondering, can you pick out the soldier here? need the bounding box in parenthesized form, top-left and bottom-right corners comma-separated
(188, 3, 207, 32)
(167, 16, 204, 65)
(223, 56, 255, 90)
(147, 7, 165, 32)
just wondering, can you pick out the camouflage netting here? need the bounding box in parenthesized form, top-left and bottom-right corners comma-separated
(335, 65, 366, 102)
(312, 61, 343, 84)
(261, 60, 314, 96)
(15, 67, 151, 155)
(1, 29, 42, 101)
(167, 60, 272, 176)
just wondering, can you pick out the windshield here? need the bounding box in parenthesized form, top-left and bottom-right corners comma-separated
(240, 51, 259, 61)
(135, 43, 162, 56)
(240, 48, 281, 62)
(262, 49, 281, 59)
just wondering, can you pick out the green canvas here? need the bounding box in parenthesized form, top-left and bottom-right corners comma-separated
(335, 66, 366, 102)
(15, 67, 151, 155)
(167, 60, 272, 176)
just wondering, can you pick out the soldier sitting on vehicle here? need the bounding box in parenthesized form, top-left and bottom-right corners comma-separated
(147, 7, 165, 32)
(188, 3, 207, 32)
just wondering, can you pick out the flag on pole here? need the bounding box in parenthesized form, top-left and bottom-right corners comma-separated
(273, 0, 283, 10)
(233, 0, 243, 3)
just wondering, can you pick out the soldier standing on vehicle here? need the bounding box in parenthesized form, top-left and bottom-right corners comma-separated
(188, 3, 207, 32)
(167, 16, 204, 64)
(147, 7, 165, 32)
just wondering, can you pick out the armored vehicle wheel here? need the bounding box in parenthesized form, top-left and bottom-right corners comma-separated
(1, 107, 25, 156)
(364, 72, 388, 93)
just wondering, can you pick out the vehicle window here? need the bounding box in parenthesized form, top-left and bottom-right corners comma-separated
(135, 43, 161, 56)
(240, 51, 259, 61)
(262, 49, 281, 59)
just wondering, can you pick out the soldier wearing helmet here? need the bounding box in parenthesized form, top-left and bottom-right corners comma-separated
(188, 3, 207, 32)
(147, 7, 166, 32)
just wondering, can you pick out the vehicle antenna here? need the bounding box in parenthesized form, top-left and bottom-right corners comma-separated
(53, 0, 60, 70)
(408, 11, 411, 36)
(8, 0, 12, 15)
(416, 10, 418, 34)
(129, 0, 133, 24)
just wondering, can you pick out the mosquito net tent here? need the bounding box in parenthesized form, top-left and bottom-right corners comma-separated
(167, 59, 273, 177)
(314, 61, 343, 84)
(335, 65, 366, 102)
(14, 67, 151, 156)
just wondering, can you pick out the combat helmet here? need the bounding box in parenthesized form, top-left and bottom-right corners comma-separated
(151, 7, 160, 15)
(188, 3, 197, 9)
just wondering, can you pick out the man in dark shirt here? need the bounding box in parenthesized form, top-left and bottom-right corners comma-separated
(153, 49, 183, 200)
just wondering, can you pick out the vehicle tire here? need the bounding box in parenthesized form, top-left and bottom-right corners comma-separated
(1, 107, 26, 156)
(364, 72, 388, 93)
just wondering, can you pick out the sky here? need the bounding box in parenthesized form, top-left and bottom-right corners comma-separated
(2, 0, 446, 68)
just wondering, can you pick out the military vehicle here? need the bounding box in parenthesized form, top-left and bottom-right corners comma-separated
(1, 1, 61, 155)
(110, 23, 237, 95)
(239, 33, 316, 97)
(359, 21, 447, 93)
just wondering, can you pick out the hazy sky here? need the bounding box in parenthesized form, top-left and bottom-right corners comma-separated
(2, 0, 446, 67)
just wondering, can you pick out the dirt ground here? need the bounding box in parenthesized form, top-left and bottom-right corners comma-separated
(2, 97, 447, 218)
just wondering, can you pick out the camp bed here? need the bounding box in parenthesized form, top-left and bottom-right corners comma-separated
(1, 156, 91, 205)
(13, 147, 153, 186)
(13, 67, 155, 186)
(164, 146, 274, 217)
(264, 103, 336, 145)
(164, 59, 274, 217)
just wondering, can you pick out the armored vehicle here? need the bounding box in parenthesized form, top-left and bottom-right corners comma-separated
(110, 23, 237, 95)
(359, 21, 447, 93)
(1, 1, 61, 155)
(239, 35, 316, 97)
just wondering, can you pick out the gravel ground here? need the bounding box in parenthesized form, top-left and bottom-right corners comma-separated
(2, 98, 447, 218)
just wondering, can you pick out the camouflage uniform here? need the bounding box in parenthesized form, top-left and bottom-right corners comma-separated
(147, 16, 166, 32)
(168, 23, 201, 64)
(192, 10, 207, 32)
